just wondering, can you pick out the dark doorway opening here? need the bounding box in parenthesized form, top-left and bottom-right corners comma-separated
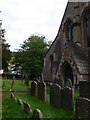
(61, 62, 73, 86)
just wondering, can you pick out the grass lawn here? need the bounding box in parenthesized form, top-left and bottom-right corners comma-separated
(0, 79, 2, 91)
(2, 79, 80, 119)
(2, 79, 31, 91)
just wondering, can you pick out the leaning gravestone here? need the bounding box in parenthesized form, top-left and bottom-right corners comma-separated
(75, 97, 90, 119)
(30, 81, 37, 96)
(61, 87, 74, 113)
(18, 99, 23, 106)
(50, 84, 61, 108)
(23, 101, 32, 114)
(37, 81, 46, 102)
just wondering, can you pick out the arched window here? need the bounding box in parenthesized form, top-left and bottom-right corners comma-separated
(65, 20, 73, 42)
(81, 8, 90, 48)
(85, 12, 90, 47)
(67, 22, 72, 41)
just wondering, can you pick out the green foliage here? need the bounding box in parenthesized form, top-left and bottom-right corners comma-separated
(2, 39, 11, 71)
(14, 34, 49, 79)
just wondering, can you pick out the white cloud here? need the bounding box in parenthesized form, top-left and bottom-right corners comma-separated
(1, 0, 68, 51)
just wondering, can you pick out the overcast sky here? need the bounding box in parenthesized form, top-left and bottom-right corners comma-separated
(1, 0, 68, 51)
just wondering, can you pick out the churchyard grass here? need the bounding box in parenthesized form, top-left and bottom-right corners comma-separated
(74, 89, 79, 98)
(2, 79, 31, 91)
(16, 94, 74, 118)
(2, 96, 32, 119)
(2, 79, 79, 119)
(2, 91, 74, 119)
(0, 79, 2, 90)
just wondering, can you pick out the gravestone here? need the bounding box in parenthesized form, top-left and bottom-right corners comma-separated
(20, 75, 24, 84)
(2, 80, 5, 88)
(50, 84, 61, 108)
(54, 78, 64, 88)
(27, 86, 30, 96)
(88, 82, 90, 99)
(79, 80, 88, 98)
(75, 97, 90, 119)
(33, 109, 43, 120)
(14, 97, 17, 101)
(18, 99, 23, 106)
(61, 87, 74, 113)
(33, 78, 40, 83)
(30, 81, 37, 96)
(23, 101, 32, 114)
(25, 75, 29, 86)
(11, 93, 14, 99)
(88, 99, 90, 119)
(10, 75, 15, 91)
(66, 79, 72, 88)
(79, 80, 90, 99)
(37, 81, 46, 102)
(2, 75, 7, 88)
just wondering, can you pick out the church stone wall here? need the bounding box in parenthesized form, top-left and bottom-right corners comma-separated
(42, 2, 90, 84)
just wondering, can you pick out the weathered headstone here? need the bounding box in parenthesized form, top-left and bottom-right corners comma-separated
(20, 75, 24, 84)
(33, 109, 43, 120)
(79, 80, 90, 99)
(2, 80, 5, 88)
(75, 97, 90, 119)
(37, 82, 46, 102)
(54, 78, 64, 88)
(66, 79, 72, 88)
(79, 80, 88, 98)
(25, 75, 29, 86)
(23, 101, 32, 114)
(30, 81, 37, 96)
(18, 99, 23, 106)
(11, 93, 14, 99)
(14, 97, 17, 101)
(50, 84, 61, 108)
(33, 78, 40, 83)
(2, 75, 7, 88)
(27, 86, 30, 96)
(61, 87, 74, 113)
(88, 99, 90, 119)
(10, 75, 15, 91)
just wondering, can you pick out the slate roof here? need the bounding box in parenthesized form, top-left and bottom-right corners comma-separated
(67, 42, 90, 74)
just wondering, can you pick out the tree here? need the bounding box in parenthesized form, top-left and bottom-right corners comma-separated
(14, 34, 49, 79)
(1, 29, 11, 71)
(2, 40, 11, 71)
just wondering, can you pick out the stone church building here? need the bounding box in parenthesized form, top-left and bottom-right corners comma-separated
(42, 2, 90, 87)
